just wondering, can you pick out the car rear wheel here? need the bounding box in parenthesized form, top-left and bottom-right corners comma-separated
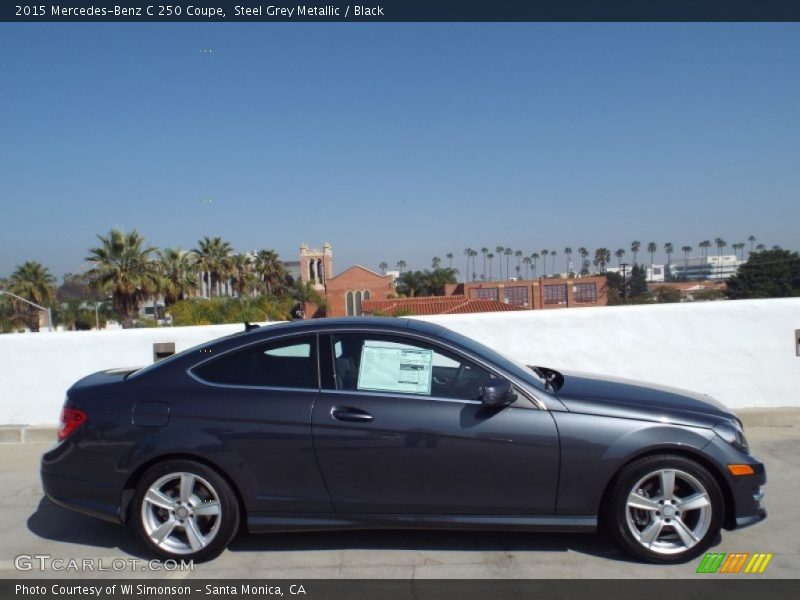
(132, 459, 240, 561)
(605, 454, 723, 563)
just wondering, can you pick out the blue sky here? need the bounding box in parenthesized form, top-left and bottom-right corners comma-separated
(1, 23, 798, 278)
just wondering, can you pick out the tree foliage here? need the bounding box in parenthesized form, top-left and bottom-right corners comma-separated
(725, 249, 800, 299)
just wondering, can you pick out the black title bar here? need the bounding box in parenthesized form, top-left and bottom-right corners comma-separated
(4, 1, 800, 22)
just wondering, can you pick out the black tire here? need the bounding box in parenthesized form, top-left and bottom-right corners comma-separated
(603, 454, 724, 564)
(131, 459, 240, 562)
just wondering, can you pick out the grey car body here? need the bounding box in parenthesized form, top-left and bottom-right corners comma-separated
(41, 317, 766, 562)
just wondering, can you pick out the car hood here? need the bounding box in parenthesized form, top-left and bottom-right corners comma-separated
(552, 370, 736, 428)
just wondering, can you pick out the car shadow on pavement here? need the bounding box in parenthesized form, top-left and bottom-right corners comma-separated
(227, 528, 637, 563)
(27, 498, 151, 559)
(28, 497, 636, 563)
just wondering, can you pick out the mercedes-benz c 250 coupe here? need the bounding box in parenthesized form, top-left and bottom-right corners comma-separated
(41, 317, 766, 563)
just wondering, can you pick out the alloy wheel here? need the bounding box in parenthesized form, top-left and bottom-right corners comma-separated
(140, 471, 222, 555)
(625, 468, 713, 555)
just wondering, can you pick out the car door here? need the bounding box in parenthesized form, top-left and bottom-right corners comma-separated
(311, 331, 560, 515)
(185, 333, 332, 513)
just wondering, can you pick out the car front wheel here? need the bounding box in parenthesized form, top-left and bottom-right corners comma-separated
(606, 454, 724, 563)
(132, 459, 240, 562)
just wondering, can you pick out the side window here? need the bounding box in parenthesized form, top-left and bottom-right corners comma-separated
(194, 335, 318, 389)
(331, 334, 493, 401)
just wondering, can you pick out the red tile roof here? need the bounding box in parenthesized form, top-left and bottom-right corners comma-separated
(361, 295, 527, 316)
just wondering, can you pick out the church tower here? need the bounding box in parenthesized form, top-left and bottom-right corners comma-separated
(299, 242, 333, 290)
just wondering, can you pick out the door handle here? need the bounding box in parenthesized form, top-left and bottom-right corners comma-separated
(331, 406, 373, 423)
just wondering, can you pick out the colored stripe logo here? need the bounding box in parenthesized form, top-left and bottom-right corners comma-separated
(696, 552, 773, 574)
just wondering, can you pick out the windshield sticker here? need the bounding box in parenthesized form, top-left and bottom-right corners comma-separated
(357, 344, 433, 395)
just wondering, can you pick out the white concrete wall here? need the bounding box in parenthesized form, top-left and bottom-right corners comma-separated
(420, 298, 799, 412)
(0, 323, 274, 425)
(0, 299, 798, 425)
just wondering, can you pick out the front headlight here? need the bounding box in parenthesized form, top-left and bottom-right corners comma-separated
(713, 421, 749, 453)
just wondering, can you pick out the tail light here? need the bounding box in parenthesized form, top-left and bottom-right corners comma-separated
(58, 408, 87, 441)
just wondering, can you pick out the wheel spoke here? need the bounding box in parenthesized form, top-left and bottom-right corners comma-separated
(672, 517, 699, 548)
(185, 519, 206, 551)
(677, 492, 710, 512)
(145, 488, 175, 510)
(151, 516, 177, 544)
(179, 473, 195, 503)
(193, 501, 221, 517)
(627, 492, 660, 511)
(659, 470, 676, 500)
(639, 518, 664, 546)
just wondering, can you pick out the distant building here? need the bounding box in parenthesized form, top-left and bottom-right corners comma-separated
(650, 281, 727, 301)
(671, 255, 741, 281)
(445, 275, 608, 310)
(362, 295, 527, 316)
(298, 243, 396, 318)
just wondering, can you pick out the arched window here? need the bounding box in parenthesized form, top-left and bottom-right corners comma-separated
(363, 290, 371, 300)
(355, 291, 363, 316)
(346, 291, 354, 316)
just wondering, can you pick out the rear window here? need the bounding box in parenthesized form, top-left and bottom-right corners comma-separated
(193, 335, 318, 389)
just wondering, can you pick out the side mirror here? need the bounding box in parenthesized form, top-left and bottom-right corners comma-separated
(481, 379, 517, 407)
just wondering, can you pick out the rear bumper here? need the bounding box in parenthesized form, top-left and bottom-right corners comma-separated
(40, 441, 124, 524)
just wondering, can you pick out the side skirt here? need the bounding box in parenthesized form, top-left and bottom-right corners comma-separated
(247, 513, 597, 534)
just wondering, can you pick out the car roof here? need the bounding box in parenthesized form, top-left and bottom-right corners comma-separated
(242, 316, 452, 338)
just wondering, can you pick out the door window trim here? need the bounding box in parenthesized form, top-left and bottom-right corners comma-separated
(320, 327, 544, 409)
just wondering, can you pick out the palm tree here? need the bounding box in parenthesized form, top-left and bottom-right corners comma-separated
(431, 256, 442, 270)
(495, 246, 505, 279)
(578, 247, 589, 273)
(563, 247, 573, 274)
(664, 243, 674, 279)
(540, 250, 549, 277)
(550, 250, 558, 277)
(756, 243, 765, 251)
(157, 248, 200, 306)
(732, 242, 745, 262)
(593, 248, 611, 273)
(522, 256, 531, 279)
(8, 261, 56, 331)
(254, 249, 288, 296)
(378, 261, 388, 275)
(445, 253, 454, 269)
(463, 248, 473, 283)
(195, 236, 233, 297)
(514, 250, 523, 276)
(531, 252, 540, 278)
(699, 240, 712, 278)
(481, 248, 489, 280)
(631, 241, 641, 266)
(487, 253, 495, 279)
(504, 248, 513, 280)
(469, 249, 479, 281)
(615, 248, 625, 268)
(86, 229, 158, 328)
(292, 281, 330, 319)
(748, 235, 756, 256)
(396, 260, 407, 275)
(714, 237, 727, 279)
(681, 245, 692, 280)
(647, 242, 657, 278)
(230, 253, 256, 297)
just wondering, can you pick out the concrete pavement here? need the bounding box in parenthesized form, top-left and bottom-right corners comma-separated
(1, 427, 798, 579)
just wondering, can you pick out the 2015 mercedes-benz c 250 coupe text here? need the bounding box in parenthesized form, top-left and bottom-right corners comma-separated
(41, 318, 766, 563)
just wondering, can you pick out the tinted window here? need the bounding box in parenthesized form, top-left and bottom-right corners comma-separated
(331, 334, 493, 401)
(194, 335, 318, 389)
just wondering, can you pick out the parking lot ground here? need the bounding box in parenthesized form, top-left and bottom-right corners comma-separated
(1, 427, 798, 579)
